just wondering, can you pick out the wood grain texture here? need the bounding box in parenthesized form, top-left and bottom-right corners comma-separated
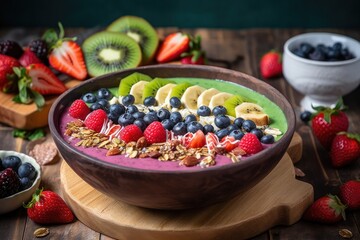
(60, 152, 313, 240)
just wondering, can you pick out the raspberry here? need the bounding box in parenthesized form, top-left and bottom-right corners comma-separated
(84, 109, 107, 132)
(238, 133, 263, 155)
(119, 124, 143, 143)
(0, 40, 23, 58)
(29, 39, 49, 64)
(144, 121, 167, 144)
(68, 99, 90, 120)
(0, 168, 21, 198)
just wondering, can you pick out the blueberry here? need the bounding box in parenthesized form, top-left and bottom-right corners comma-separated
(132, 111, 145, 119)
(229, 129, 244, 140)
(187, 121, 204, 133)
(333, 42, 342, 51)
(96, 88, 113, 100)
(300, 111, 312, 123)
(242, 120, 256, 132)
(203, 124, 214, 134)
(169, 112, 183, 124)
(109, 104, 125, 116)
(212, 106, 227, 116)
(161, 119, 174, 130)
(97, 99, 110, 111)
(0, 158, 3, 171)
(169, 97, 181, 108)
(143, 112, 158, 125)
(157, 108, 171, 121)
(172, 122, 187, 136)
(309, 49, 326, 61)
(215, 129, 229, 140)
(20, 177, 33, 190)
(118, 113, 135, 126)
(2, 155, 21, 171)
(326, 48, 341, 60)
(18, 162, 36, 179)
(234, 117, 244, 128)
(227, 124, 239, 132)
(184, 114, 197, 124)
(122, 94, 135, 106)
(292, 49, 306, 58)
(250, 128, 264, 139)
(126, 105, 138, 114)
(214, 115, 231, 129)
(134, 119, 147, 131)
(261, 135, 275, 144)
(143, 96, 157, 106)
(299, 42, 314, 57)
(197, 105, 211, 116)
(82, 92, 97, 103)
(107, 112, 119, 124)
(90, 102, 103, 111)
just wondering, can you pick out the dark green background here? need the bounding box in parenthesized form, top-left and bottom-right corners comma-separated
(2, 0, 360, 29)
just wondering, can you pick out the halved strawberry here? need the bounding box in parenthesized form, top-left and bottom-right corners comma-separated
(206, 132, 219, 152)
(0, 54, 20, 92)
(187, 130, 206, 148)
(43, 23, 87, 80)
(220, 136, 239, 152)
(156, 32, 190, 63)
(180, 35, 206, 65)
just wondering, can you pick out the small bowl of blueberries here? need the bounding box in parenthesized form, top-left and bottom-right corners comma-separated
(0, 150, 41, 214)
(283, 32, 360, 111)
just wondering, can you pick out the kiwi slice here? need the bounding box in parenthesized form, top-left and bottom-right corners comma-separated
(223, 95, 248, 117)
(142, 78, 174, 101)
(107, 16, 159, 65)
(82, 31, 142, 77)
(169, 82, 192, 99)
(118, 72, 152, 96)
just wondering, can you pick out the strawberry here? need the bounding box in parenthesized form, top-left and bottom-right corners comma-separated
(144, 121, 167, 144)
(238, 133, 263, 155)
(303, 194, 346, 224)
(311, 99, 349, 149)
(187, 130, 206, 148)
(119, 124, 143, 143)
(180, 35, 206, 65)
(339, 180, 360, 210)
(19, 48, 42, 67)
(156, 32, 190, 63)
(0, 54, 20, 92)
(84, 109, 108, 132)
(330, 132, 360, 168)
(24, 188, 74, 224)
(220, 136, 239, 152)
(260, 50, 282, 79)
(43, 23, 87, 80)
(68, 99, 90, 120)
(180, 55, 205, 65)
(0, 168, 21, 198)
(205, 132, 219, 152)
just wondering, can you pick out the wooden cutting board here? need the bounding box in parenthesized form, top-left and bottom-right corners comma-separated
(60, 133, 312, 240)
(0, 80, 79, 130)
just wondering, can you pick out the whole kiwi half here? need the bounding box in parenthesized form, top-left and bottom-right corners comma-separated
(82, 31, 142, 77)
(107, 15, 159, 65)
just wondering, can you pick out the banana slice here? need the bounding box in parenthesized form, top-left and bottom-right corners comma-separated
(155, 83, 176, 106)
(129, 80, 148, 104)
(208, 92, 233, 110)
(197, 88, 220, 108)
(235, 102, 269, 126)
(181, 85, 206, 113)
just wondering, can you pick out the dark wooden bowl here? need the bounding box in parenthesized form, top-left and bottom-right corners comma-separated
(49, 65, 295, 210)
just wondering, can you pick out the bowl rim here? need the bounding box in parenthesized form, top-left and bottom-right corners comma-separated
(49, 64, 295, 175)
(284, 32, 360, 66)
(0, 150, 41, 200)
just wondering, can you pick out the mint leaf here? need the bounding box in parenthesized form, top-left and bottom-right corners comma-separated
(13, 128, 46, 141)
(32, 89, 45, 110)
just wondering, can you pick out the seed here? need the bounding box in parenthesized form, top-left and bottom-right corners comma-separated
(34, 228, 50, 238)
(339, 229, 353, 239)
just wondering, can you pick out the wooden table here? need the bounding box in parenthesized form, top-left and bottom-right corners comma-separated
(1, 28, 359, 240)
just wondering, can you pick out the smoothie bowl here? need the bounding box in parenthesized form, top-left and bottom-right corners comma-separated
(49, 64, 295, 209)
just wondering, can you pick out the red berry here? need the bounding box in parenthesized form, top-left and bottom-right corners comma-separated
(339, 180, 360, 210)
(19, 48, 42, 67)
(220, 136, 239, 152)
(303, 194, 346, 224)
(68, 99, 90, 120)
(187, 130, 206, 148)
(0, 168, 21, 198)
(330, 133, 360, 167)
(144, 121, 167, 144)
(260, 51, 282, 79)
(119, 124, 143, 143)
(0, 54, 20, 92)
(84, 109, 107, 132)
(238, 133, 263, 155)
